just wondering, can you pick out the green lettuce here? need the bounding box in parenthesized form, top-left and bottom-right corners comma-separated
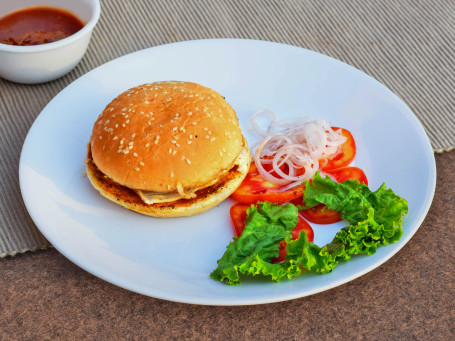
(210, 172, 408, 285)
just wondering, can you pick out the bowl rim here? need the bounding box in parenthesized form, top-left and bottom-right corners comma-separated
(0, 0, 101, 53)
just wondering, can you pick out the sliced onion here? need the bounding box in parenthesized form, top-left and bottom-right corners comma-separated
(250, 111, 346, 186)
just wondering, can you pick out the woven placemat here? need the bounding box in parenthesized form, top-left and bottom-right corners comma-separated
(1, 0, 454, 256)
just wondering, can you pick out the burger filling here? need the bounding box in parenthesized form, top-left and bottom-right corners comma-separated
(134, 146, 250, 204)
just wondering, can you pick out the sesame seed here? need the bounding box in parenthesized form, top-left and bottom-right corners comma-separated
(129, 142, 133, 146)
(154, 140, 158, 145)
(126, 120, 129, 124)
(156, 135, 160, 139)
(122, 108, 126, 112)
(129, 146, 133, 150)
(122, 124, 126, 127)
(204, 127, 208, 131)
(145, 143, 150, 147)
(120, 140, 124, 145)
(173, 127, 178, 131)
(188, 112, 192, 116)
(170, 172, 174, 177)
(105, 120, 110, 124)
(109, 108, 114, 112)
(99, 136, 102, 140)
(223, 148, 226, 152)
(208, 131, 212, 135)
(124, 150, 129, 154)
(205, 135, 209, 139)
(186, 159, 191, 165)
(115, 124, 118, 128)
(220, 151, 223, 156)
(169, 148, 172, 154)
(140, 162, 144, 166)
(192, 122, 197, 125)
(144, 101, 150, 104)
(133, 153, 138, 157)
(113, 136, 118, 140)
(171, 140, 176, 144)
(181, 156, 186, 160)
(172, 150, 176, 155)
(132, 133, 136, 138)
(210, 137, 216, 142)
(135, 167, 140, 171)
(127, 94, 131, 97)
(187, 141, 192, 144)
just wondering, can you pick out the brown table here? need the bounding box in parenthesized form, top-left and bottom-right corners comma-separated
(1, 151, 453, 340)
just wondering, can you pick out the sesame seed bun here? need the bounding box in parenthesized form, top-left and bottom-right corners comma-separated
(86, 141, 250, 217)
(90, 81, 244, 193)
(87, 81, 251, 217)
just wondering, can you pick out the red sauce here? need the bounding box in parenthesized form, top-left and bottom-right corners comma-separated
(0, 6, 84, 46)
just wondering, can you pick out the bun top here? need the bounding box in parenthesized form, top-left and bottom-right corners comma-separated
(90, 81, 244, 192)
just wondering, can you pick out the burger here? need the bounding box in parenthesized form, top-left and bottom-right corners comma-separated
(86, 81, 250, 217)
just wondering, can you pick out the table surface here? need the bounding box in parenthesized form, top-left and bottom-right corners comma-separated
(1, 151, 453, 340)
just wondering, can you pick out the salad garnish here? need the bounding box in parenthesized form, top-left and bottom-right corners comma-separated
(250, 110, 347, 190)
(211, 173, 408, 285)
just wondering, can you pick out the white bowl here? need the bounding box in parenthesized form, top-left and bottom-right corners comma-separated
(0, 0, 100, 84)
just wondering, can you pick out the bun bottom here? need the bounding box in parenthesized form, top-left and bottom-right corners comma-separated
(86, 144, 250, 218)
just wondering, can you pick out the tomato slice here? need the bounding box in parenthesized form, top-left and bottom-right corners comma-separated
(230, 164, 304, 204)
(320, 128, 356, 171)
(299, 204, 342, 224)
(229, 203, 314, 263)
(230, 203, 251, 237)
(325, 166, 368, 185)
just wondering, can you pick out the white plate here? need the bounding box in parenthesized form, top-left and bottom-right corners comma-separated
(20, 39, 436, 305)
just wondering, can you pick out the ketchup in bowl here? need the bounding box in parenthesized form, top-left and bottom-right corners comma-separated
(0, 6, 84, 46)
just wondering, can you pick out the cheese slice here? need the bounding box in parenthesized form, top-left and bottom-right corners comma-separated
(135, 147, 249, 205)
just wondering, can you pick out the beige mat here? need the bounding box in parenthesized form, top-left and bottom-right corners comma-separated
(1, 0, 454, 256)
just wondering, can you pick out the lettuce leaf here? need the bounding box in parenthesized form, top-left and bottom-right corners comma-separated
(210, 172, 408, 285)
